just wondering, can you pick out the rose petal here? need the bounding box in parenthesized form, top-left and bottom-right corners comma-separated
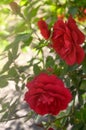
(76, 45, 85, 64)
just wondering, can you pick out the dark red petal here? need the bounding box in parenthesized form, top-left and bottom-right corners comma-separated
(76, 45, 85, 64)
(64, 47, 76, 65)
(68, 16, 85, 44)
(53, 19, 65, 30)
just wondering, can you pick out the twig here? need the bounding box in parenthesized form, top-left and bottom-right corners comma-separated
(0, 115, 28, 122)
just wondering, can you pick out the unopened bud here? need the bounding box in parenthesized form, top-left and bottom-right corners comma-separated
(9, 2, 21, 14)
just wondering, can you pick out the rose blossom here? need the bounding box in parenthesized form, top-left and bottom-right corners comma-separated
(24, 73, 72, 115)
(52, 16, 85, 65)
(38, 16, 85, 65)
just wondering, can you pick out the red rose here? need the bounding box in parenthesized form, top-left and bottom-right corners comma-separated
(24, 73, 72, 115)
(52, 16, 85, 65)
(38, 16, 85, 65)
(37, 19, 50, 40)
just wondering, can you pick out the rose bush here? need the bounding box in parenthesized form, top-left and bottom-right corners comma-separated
(24, 73, 72, 115)
(0, 1, 86, 130)
(38, 16, 85, 65)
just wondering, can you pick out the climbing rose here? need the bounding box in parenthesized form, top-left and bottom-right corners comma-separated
(37, 19, 50, 40)
(38, 16, 85, 65)
(24, 73, 72, 115)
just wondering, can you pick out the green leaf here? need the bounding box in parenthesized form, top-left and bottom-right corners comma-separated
(0, 60, 11, 74)
(14, 22, 28, 33)
(18, 65, 29, 73)
(0, 75, 8, 88)
(0, 111, 9, 122)
(15, 33, 32, 43)
(82, 58, 86, 73)
(8, 67, 19, 78)
(74, 106, 86, 123)
(0, 0, 13, 4)
(24, 1, 40, 22)
(71, 123, 84, 130)
(68, 6, 78, 15)
(46, 56, 55, 68)
(21, 36, 33, 49)
(80, 80, 86, 90)
(55, 120, 61, 127)
(0, 8, 10, 14)
(53, 65, 61, 76)
(33, 64, 41, 75)
(56, 111, 66, 120)
(5, 33, 31, 60)
(8, 50, 13, 61)
(61, 62, 69, 76)
(81, 107, 86, 122)
(0, 102, 9, 113)
(9, 100, 18, 114)
(64, 76, 71, 87)
(20, 0, 28, 6)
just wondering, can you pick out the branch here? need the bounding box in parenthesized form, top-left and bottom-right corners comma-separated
(0, 115, 27, 122)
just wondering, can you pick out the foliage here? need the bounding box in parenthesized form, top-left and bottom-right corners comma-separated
(0, 0, 86, 130)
